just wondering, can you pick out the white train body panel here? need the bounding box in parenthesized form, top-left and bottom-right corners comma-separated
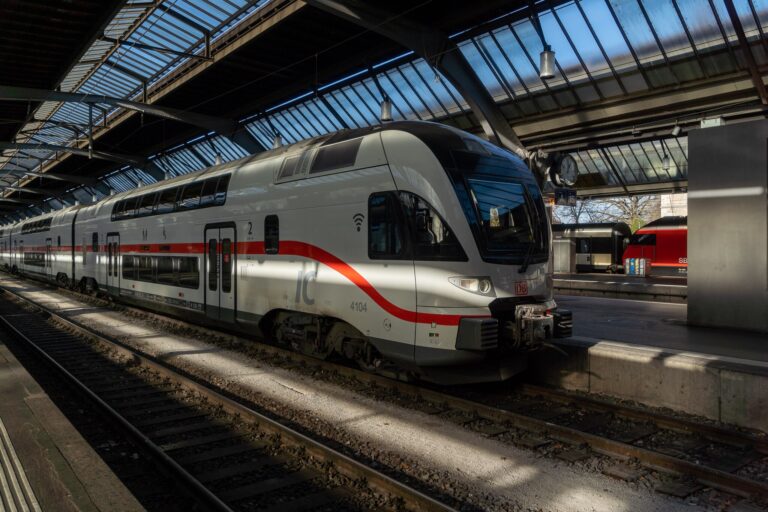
(1, 122, 561, 383)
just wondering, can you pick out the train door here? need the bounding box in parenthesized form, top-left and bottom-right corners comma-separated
(45, 238, 53, 279)
(204, 225, 236, 323)
(576, 238, 592, 271)
(106, 234, 120, 293)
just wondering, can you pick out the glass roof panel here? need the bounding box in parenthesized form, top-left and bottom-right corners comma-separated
(536, 10, 587, 82)
(642, 0, 692, 56)
(579, 0, 635, 69)
(608, 0, 660, 61)
(542, 3, 607, 75)
(487, 26, 541, 92)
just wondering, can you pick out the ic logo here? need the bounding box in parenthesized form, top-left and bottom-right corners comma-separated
(352, 213, 365, 232)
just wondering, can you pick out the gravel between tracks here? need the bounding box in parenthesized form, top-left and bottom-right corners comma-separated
(3, 277, 705, 512)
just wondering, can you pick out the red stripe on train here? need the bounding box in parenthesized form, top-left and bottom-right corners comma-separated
(78, 240, 486, 326)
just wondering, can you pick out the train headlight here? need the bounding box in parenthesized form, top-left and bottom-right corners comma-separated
(448, 276, 495, 296)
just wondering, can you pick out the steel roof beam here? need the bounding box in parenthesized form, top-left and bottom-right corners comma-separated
(0, 164, 97, 185)
(0, 185, 53, 196)
(97, 35, 210, 61)
(156, 5, 210, 35)
(304, 0, 530, 161)
(0, 142, 144, 167)
(723, 0, 768, 105)
(0, 85, 264, 153)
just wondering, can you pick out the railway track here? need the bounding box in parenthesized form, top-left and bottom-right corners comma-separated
(0, 285, 454, 512)
(3, 275, 768, 509)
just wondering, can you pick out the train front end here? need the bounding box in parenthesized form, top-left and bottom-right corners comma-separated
(381, 123, 571, 383)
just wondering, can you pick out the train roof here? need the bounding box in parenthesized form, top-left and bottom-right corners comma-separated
(552, 222, 632, 237)
(639, 216, 687, 229)
(6, 121, 532, 227)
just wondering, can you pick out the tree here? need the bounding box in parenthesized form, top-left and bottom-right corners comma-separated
(553, 195, 660, 232)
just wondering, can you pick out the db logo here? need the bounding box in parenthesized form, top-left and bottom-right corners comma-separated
(515, 281, 528, 296)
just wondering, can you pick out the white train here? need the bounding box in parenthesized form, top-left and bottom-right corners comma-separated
(0, 121, 571, 383)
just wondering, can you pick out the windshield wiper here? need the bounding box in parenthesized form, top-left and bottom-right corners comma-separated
(518, 187, 543, 274)
(518, 238, 536, 273)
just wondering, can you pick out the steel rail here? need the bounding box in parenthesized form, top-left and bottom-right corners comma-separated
(0, 309, 232, 512)
(520, 383, 768, 455)
(49, 285, 768, 499)
(0, 285, 455, 512)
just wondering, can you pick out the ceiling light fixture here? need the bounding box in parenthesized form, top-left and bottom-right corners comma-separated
(380, 96, 393, 122)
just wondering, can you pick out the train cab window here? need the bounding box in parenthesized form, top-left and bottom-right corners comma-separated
(629, 233, 656, 245)
(221, 239, 232, 293)
(137, 193, 157, 216)
(265, 215, 279, 254)
(107, 243, 112, 276)
(156, 188, 178, 214)
(214, 175, 230, 205)
(208, 239, 218, 291)
(368, 193, 404, 259)
(57, 236, 61, 247)
(92, 233, 99, 252)
(177, 182, 203, 210)
(398, 192, 467, 261)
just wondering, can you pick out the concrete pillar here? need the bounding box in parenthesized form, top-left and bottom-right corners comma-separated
(687, 119, 768, 333)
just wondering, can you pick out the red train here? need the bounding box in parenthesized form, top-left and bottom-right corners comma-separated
(622, 216, 687, 276)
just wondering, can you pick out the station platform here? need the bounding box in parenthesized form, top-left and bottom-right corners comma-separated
(554, 273, 687, 303)
(530, 295, 767, 432)
(0, 336, 142, 511)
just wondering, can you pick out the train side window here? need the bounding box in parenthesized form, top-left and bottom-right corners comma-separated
(156, 188, 178, 214)
(57, 236, 61, 247)
(138, 256, 153, 282)
(265, 215, 279, 254)
(200, 179, 217, 207)
(122, 256, 136, 280)
(368, 193, 404, 260)
(221, 238, 232, 293)
(214, 175, 230, 205)
(107, 243, 112, 276)
(278, 156, 300, 179)
(398, 192, 467, 261)
(310, 138, 362, 174)
(177, 257, 199, 289)
(124, 197, 139, 218)
(92, 233, 98, 252)
(177, 182, 203, 210)
(137, 193, 157, 216)
(208, 239, 218, 291)
(157, 257, 176, 285)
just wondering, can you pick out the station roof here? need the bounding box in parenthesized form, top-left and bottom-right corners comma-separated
(0, 0, 766, 220)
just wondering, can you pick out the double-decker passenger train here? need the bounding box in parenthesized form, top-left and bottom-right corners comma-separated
(0, 121, 570, 383)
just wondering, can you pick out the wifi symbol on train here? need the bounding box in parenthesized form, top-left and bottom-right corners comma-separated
(352, 213, 365, 232)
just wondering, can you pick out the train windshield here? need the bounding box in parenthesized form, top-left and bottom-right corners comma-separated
(452, 150, 548, 265)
